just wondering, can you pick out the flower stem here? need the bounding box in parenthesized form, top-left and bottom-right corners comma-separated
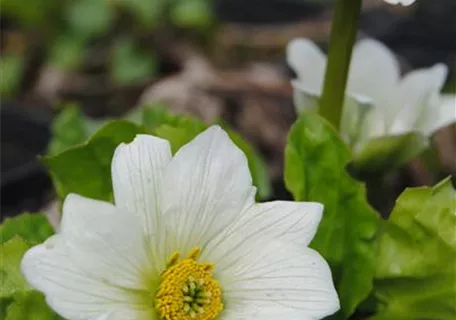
(319, 0, 362, 130)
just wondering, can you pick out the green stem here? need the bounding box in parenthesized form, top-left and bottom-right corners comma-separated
(319, 0, 362, 130)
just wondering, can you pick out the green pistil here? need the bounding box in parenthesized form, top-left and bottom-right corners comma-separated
(182, 276, 212, 317)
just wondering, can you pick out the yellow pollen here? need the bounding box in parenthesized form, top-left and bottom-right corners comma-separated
(155, 248, 223, 320)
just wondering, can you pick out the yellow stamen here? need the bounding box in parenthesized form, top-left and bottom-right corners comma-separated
(166, 251, 181, 268)
(188, 247, 201, 260)
(155, 248, 223, 320)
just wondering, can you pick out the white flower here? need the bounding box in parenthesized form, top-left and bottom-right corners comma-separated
(382, 0, 416, 5)
(287, 38, 456, 149)
(21, 126, 339, 320)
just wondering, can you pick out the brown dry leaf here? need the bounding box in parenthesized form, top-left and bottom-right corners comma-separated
(138, 55, 224, 122)
(34, 66, 69, 102)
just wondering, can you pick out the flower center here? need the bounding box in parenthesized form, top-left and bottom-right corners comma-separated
(155, 248, 223, 320)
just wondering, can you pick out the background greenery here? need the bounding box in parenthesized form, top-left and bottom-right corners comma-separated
(1, 0, 455, 319)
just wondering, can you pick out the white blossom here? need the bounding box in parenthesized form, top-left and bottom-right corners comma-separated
(21, 126, 339, 320)
(287, 38, 456, 150)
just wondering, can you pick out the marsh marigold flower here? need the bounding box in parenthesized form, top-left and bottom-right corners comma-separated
(287, 38, 456, 150)
(21, 126, 339, 320)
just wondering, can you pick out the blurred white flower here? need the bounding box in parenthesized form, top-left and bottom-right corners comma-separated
(21, 126, 339, 320)
(382, 0, 416, 5)
(287, 38, 456, 150)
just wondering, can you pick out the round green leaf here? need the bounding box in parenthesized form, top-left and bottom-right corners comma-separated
(43, 120, 145, 201)
(0, 213, 54, 245)
(373, 178, 456, 320)
(66, 0, 113, 38)
(285, 113, 379, 318)
(110, 38, 157, 86)
(170, 0, 213, 29)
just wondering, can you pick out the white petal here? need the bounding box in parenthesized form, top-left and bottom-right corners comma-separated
(347, 39, 400, 125)
(21, 236, 152, 320)
(389, 64, 448, 135)
(383, 0, 416, 5)
(112, 134, 172, 240)
(218, 241, 339, 319)
(91, 313, 114, 320)
(291, 80, 321, 114)
(91, 310, 155, 320)
(423, 94, 456, 135)
(221, 308, 313, 320)
(111, 134, 171, 272)
(59, 194, 154, 289)
(160, 126, 255, 256)
(202, 201, 323, 265)
(286, 38, 326, 95)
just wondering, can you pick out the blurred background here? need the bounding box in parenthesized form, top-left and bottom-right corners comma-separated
(1, 0, 455, 220)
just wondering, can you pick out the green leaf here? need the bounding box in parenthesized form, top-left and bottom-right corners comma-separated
(171, 0, 213, 30)
(142, 104, 185, 132)
(0, 237, 32, 298)
(49, 35, 85, 70)
(111, 37, 157, 85)
(4, 291, 62, 320)
(43, 120, 145, 201)
(0, 0, 61, 28)
(284, 113, 378, 318)
(0, 213, 54, 245)
(45, 105, 270, 201)
(0, 235, 61, 318)
(349, 133, 429, 178)
(0, 55, 25, 98)
(0, 297, 13, 319)
(66, 0, 113, 38)
(47, 105, 114, 155)
(120, 0, 166, 29)
(372, 178, 456, 320)
(154, 120, 207, 154)
(48, 106, 88, 156)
